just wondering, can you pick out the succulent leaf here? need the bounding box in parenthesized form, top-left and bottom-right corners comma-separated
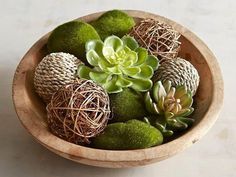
(146, 55, 159, 70)
(77, 65, 92, 79)
(78, 35, 159, 93)
(122, 35, 139, 50)
(144, 80, 195, 135)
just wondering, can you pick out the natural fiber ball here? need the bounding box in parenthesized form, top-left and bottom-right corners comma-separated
(129, 18, 181, 60)
(153, 57, 200, 95)
(46, 79, 111, 145)
(34, 52, 82, 103)
(47, 21, 100, 60)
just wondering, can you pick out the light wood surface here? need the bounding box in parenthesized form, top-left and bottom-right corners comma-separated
(12, 10, 224, 168)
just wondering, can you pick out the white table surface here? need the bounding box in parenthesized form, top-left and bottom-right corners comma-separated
(1, 0, 235, 176)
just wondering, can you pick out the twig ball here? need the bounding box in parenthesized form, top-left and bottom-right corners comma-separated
(153, 57, 200, 95)
(46, 79, 111, 145)
(129, 18, 181, 60)
(34, 52, 82, 103)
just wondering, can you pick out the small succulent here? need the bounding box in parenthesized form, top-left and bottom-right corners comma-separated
(77, 35, 159, 93)
(144, 80, 194, 136)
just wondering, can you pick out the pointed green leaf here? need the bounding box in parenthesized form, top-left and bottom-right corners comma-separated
(165, 111, 174, 119)
(157, 96, 165, 112)
(77, 65, 92, 79)
(166, 87, 176, 99)
(177, 117, 195, 126)
(176, 107, 194, 117)
(144, 92, 159, 114)
(163, 80, 172, 93)
(155, 121, 174, 137)
(180, 93, 193, 108)
(134, 47, 148, 66)
(122, 35, 139, 50)
(152, 81, 167, 103)
(175, 85, 187, 98)
(89, 71, 110, 84)
(132, 65, 153, 79)
(104, 35, 123, 51)
(146, 55, 159, 70)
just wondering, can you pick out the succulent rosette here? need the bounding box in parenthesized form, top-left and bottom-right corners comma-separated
(144, 80, 194, 137)
(77, 35, 159, 93)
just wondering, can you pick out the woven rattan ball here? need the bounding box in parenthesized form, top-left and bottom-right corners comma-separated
(153, 57, 200, 95)
(46, 79, 111, 145)
(34, 52, 82, 103)
(129, 18, 181, 60)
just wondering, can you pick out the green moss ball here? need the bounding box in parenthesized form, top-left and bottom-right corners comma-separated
(91, 10, 135, 40)
(92, 119, 163, 150)
(109, 88, 147, 122)
(47, 21, 100, 61)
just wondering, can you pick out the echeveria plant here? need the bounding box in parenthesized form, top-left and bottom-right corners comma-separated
(144, 80, 195, 136)
(77, 35, 159, 93)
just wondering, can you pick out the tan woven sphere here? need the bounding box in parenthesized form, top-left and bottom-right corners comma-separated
(129, 18, 181, 60)
(46, 79, 110, 145)
(34, 52, 82, 103)
(153, 57, 200, 95)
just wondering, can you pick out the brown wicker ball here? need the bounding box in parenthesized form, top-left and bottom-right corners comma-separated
(46, 79, 110, 145)
(153, 57, 200, 95)
(34, 52, 82, 103)
(129, 18, 181, 60)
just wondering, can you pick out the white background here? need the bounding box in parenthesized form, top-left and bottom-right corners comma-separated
(0, 0, 235, 176)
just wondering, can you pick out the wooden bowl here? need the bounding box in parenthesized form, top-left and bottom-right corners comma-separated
(12, 10, 224, 168)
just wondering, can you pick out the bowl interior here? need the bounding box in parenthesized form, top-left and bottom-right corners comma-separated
(13, 10, 222, 168)
(24, 17, 213, 134)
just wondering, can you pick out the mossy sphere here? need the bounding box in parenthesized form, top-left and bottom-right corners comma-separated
(91, 10, 135, 40)
(109, 88, 147, 122)
(92, 119, 163, 150)
(47, 21, 100, 61)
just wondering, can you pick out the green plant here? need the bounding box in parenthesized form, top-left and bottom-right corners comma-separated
(144, 80, 194, 136)
(77, 35, 159, 93)
(92, 119, 163, 150)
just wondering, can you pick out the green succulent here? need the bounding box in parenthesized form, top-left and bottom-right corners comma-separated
(92, 119, 163, 150)
(77, 35, 159, 93)
(144, 80, 195, 136)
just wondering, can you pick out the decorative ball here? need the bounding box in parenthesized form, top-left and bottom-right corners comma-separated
(47, 21, 100, 60)
(91, 10, 135, 40)
(46, 79, 111, 145)
(34, 52, 82, 103)
(153, 57, 200, 95)
(129, 18, 181, 60)
(92, 119, 163, 150)
(109, 88, 147, 122)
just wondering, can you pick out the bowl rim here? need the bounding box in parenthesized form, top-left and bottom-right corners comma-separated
(12, 10, 224, 166)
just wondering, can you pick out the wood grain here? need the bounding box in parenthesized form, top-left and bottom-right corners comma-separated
(12, 10, 224, 168)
